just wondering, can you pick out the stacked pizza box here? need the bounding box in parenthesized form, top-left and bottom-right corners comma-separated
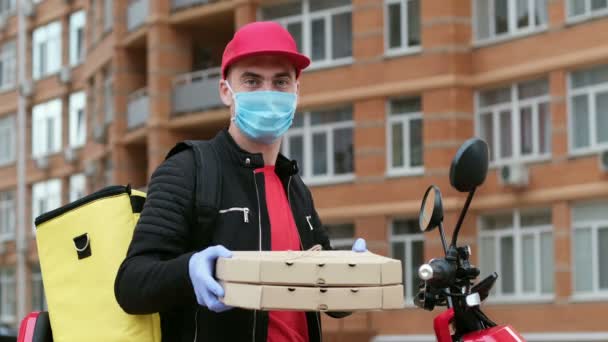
(216, 250, 404, 311)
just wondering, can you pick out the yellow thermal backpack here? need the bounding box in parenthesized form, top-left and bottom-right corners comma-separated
(33, 140, 221, 342)
(34, 185, 161, 342)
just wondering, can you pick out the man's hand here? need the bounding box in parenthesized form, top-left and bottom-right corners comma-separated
(351, 238, 367, 253)
(189, 245, 233, 313)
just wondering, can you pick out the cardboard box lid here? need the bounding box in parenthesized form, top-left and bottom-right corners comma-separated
(220, 282, 404, 311)
(216, 251, 402, 286)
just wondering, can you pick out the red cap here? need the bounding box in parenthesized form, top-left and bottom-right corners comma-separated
(221, 21, 311, 80)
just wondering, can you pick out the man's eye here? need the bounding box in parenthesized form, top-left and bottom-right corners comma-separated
(275, 80, 289, 87)
(244, 79, 259, 87)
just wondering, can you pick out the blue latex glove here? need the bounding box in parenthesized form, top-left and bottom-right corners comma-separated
(352, 238, 367, 253)
(189, 245, 233, 312)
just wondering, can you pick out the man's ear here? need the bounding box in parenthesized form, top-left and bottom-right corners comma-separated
(219, 79, 233, 107)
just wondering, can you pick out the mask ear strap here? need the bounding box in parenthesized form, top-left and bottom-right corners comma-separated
(224, 80, 237, 122)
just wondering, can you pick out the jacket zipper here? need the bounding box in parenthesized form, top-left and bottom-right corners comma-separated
(218, 207, 250, 223)
(287, 177, 321, 340)
(252, 171, 262, 342)
(193, 307, 199, 342)
(287, 177, 305, 252)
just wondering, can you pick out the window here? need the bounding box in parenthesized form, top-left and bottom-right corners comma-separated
(0, 191, 14, 242)
(0, 0, 16, 17)
(567, 0, 608, 20)
(69, 11, 86, 66)
(104, 0, 113, 32)
(387, 97, 423, 174)
(104, 158, 113, 186)
(0, 269, 15, 324)
(104, 73, 113, 123)
(390, 218, 424, 305)
(69, 173, 86, 202)
(31, 179, 62, 231)
(32, 21, 62, 80)
(478, 209, 554, 300)
(0, 41, 16, 91)
(572, 200, 608, 297)
(385, 0, 421, 53)
(31, 266, 47, 312)
(69, 92, 86, 148)
(0, 115, 15, 166)
(474, 0, 548, 42)
(282, 106, 354, 184)
(476, 78, 551, 165)
(569, 64, 608, 153)
(32, 98, 62, 158)
(261, 0, 353, 69)
(325, 223, 355, 250)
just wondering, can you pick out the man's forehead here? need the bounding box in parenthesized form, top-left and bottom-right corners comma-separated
(231, 55, 295, 77)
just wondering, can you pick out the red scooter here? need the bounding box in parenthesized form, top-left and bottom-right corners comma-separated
(415, 138, 526, 342)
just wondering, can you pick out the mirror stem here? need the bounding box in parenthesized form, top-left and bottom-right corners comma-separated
(438, 222, 448, 255)
(451, 188, 476, 247)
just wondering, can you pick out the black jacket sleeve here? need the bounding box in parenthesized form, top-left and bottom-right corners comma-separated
(115, 150, 198, 314)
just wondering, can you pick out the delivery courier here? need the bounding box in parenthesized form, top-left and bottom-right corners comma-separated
(114, 21, 373, 342)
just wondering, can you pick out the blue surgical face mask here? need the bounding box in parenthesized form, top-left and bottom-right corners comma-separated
(225, 81, 297, 145)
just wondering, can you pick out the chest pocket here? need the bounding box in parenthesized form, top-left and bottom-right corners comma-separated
(214, 206, 258, 250)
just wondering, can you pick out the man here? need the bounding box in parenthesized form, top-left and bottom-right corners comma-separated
(115, 21, 367, 342)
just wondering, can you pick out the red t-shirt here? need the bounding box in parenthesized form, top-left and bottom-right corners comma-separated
(255, 166, 309, 342)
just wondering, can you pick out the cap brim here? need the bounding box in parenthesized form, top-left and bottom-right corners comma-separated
(223, 50, 311, 79)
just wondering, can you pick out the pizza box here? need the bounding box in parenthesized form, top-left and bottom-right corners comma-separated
(220, 282, 404, 311)
(216, 251, 402, 286)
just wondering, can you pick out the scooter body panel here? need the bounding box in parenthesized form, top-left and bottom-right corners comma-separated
(434, 309, 526, 342)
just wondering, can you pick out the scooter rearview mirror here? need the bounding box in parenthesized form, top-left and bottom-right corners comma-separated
(449, 138, 489, 193)
(419, 185, 444, 233)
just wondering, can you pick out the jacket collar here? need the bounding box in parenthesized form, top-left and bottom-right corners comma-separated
(215, 129, 299, 177)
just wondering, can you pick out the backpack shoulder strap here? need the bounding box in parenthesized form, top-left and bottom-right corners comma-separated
(165, 140, 222, 246)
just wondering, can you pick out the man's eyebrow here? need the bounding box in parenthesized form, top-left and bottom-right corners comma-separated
(240, 71, 263, 79)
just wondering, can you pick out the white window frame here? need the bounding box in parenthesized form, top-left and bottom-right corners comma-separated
(571, 208, 608, 300)
(262, 0, 354, 70)
(0, 115, 15, 166)
(104, 73, 113, 123)
(0, 40, 16, 92)
(384, 0, 422, 56)
(69, 91, 86, 148)
(478, 209, 554, 303)
(566, 0, 608, 23)
(386, 99, 424, 177)
(567, 69, 608, 156)
(31, 267, 47, 312)
(32, 98, 62, 158)
(69, 10, 86, 66)
(69, 173, 86, 202)
(0, 191, 15, 242)
(475, 80, 551, 166)
(104, 0, 113, 32)
(0, 268, 15, 324)
(472, 0, 549, 46)
(282, 110, 355, 186)
(389, 219, 424, 307)
(31, 179, 62, 233)
(32, 21, 62, 80)
(0, 0, 16, 18)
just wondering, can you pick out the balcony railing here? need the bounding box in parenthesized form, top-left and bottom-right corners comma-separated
(127, 0, 149, 32)
(172, 67, 223, 115)
(127, 88, 149, 130)
(171, 0, 210, 11)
